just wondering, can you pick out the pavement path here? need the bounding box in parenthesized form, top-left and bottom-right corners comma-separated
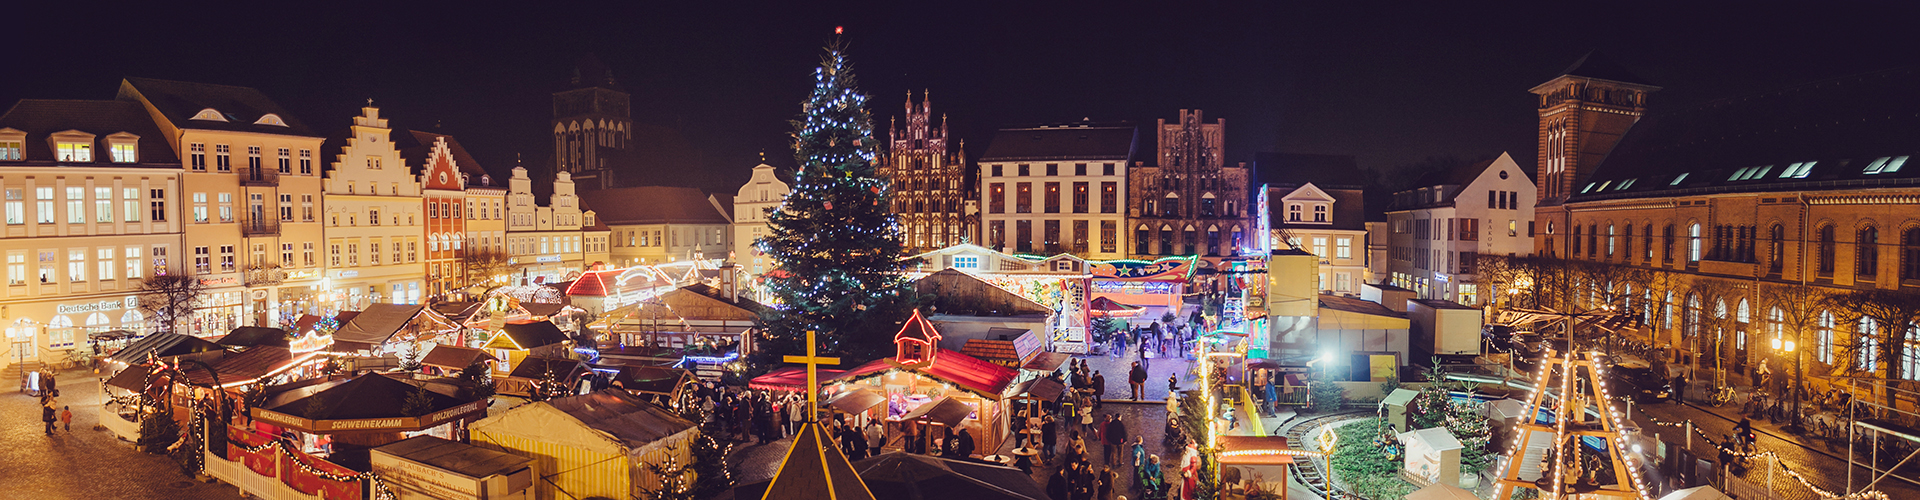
(0, 368, 244, 500)
(1631, 397, 1920, 498)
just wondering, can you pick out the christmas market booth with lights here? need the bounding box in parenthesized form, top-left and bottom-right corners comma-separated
(99, 330, 335, 442)
(468, 389, 699, 500)
(203, 372, 490, 500)
(753, 309, 1021, 456)
(911, 269, 1060, 355)
(329, 303, 464, 371)
(481, 319, 575, 378)
(587, 281, 767, 380)
(907, 244, 1093, 354)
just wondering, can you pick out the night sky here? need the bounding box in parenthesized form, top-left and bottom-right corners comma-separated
(5, 1, 1916, 194)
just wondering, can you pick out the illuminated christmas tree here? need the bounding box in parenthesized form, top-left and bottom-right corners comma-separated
(757, 37, 916, 361)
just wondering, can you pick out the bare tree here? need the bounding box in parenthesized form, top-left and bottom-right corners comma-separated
(459, 249, 514, 294)
(1823, 288, 1920, 410)
(138, 275, 205, 336)
(1763, 282, 1828, 419)
(1685, 278, 1745, 385)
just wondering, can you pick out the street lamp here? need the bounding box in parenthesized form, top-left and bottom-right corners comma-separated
(1773, 334, 1804, 432)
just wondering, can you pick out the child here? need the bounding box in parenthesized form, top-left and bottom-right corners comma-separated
(59, 406, 73, 432)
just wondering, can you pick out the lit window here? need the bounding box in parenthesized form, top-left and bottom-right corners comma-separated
(1779, 161, 1817, 179)
(109, 143, 136, 163)
(0, 140, 20, 160)
(954, 255, 979, 269)
(1669, 173, 1689, 186)
(56, 142, 91, 162)
(189, 108, 227, 122)
(1864, 156, 1910, 175)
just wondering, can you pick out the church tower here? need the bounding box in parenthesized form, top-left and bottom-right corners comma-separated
(1529, 52, 1658, 202)
(881, 91, 974, 254)
(551, 55, 631, 190)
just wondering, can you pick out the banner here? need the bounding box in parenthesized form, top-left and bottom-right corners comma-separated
(281, 448, 364, 500)
(226, 425, 279, 478)
(1089, 257, 1195, 281)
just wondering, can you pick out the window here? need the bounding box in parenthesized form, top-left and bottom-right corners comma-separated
(1135, 225, 1150, 254)
(1312, 237, 1328, 258)
(34, 187, 52, 224)
(64, 187, 84, 224)
(1101, 220, 1117, 253)
(247, 145, 261, 172)
(991, 165, 1002, 177)
(1313, 204, 1327, 222)
(6, 252, 22, 285)
(1571, 225, 1583, 255)
(1075, 163, 1087, 176)
(1159, 226, 1174, 255)
(1043, 182, 1059, 213)
(4, 189, 19, 225)
(1045, 164, 1058, 176)
(110, 143, 136, 163)
(1101, 182, 1117, 213)
(189, 143, 206, 170)
(1072, 182, 1089, 213)
(37, 252, 53, 283)
(56, 142, 92, 162)
(194, 246, 212, 274)
(1904, 228, 1920, 282)
(1817, 310, 1835, 364)
(369, 209, 380, 225)
(215, 144, 231, 172)
(1043, 220, 1060, 252)
(1622, 225, 1633, 259)
(347, 242, 358, 266)
(1607, 224, 1616, 257)
(1015, 220, 1032, 253)
(94, 187, 112, 223)
(1688, 223, 1702, 263)
(1336, 237, 1352, 259)
(1018, 164, 1029, 176)
(96, 248, 112, 280)
(954, 255, 980, 269)
(1859, 226, 1880, 279)
(1863, 156, 1908, 175)
(0, 140, 20, 160)
(150, 246, 166, 276)
(368, 157, 382, 170)
(148, 189, 166, 222)
(121, 188, 140, 222)
(219, 245, 234, 272)
(299, 149, 312, 174)
(123, 247, 141, 280)
(1184, 227, 1197, 255)
(1860, 317, 1881, 371)
(1016, 183, 1031, 213)
(1817, 225, 1836, 275)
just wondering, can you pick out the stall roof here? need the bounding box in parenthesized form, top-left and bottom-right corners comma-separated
(488, 321, 571, 350)
(544, 389, 695, 448)
(1217, 435, 1298, 465)
(508, 356, 587, 381)
(107, 331, 225, 365)
(420, 345, 496, 370)
(520, 302, 566, 318)
(1010, 377, 1065, 401)
(900, 396, 973, 428)
(601, 364, 692, 397)
(825, 387, 887, 414)
(430, 301, 483, 322)
(749, 366, 849, 391)
(919, 349, 1019, 398)
(959, 339, 1018, 365)
(849, 453, 1049, 500)
(259, 373, 475, 420)
(104, 365, 152, 391)
(373, 435, 533, 479)
(334, 304, 429, 345)
(178, 346, 307, 386)
(217, 327, 289, 348)
(1399, 427, 1464, 451)
(1021, 352, 1070, 372)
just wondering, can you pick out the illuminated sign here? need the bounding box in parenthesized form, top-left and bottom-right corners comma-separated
(1254, 184, 1271, 253)
(1092, 280, 1177, 295)
(536, 256, 563, 263)
(56, 297, 137, 315)
(1090, 257, 1196, 280)
(199, 276, 239, 286)
(334, 270, 359, 278)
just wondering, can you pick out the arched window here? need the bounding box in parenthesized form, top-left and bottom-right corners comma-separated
(1684, 294, 1702, 341)
(1159, 225, 1174, 255)
(1817, 310, 1835, 364)
(1860, 317, 1881, 372)
(1859, 226, 1880, 279)
(1644, 224, 1655, 262)
(1663, 225, 1676, 263)
(1607, 224, 1617, 258)
(1572, 225, 1583, 255)
(1767, 306, 1784, 344)
(1206, 226, 1220, 256)
(1136, 225, 1151, 255)
(1818, 225, 1836, 274)
(1689, 223, 1703, 263)
(121, 310, 144, 334)
(1768, 224, 1785, 273)
(1622, 225, 1633, 261)
(1904, 228, 1920, 281)
(85, 312, 109, 332)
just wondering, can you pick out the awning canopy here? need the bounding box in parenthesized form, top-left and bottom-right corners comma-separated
(507, 356, 587, 381)
(1021, 352, 1070, 372)
(824, 387, 886, 414)
(104, 365, 153, 391)
(1087, 296, 1146, 317)
(1217, 435, 1299, 465)
(1009, 377, 1065, 401)
(749, 366, 850, 391)
(253, 373, 488, 434)
(900, 396, 973, 428)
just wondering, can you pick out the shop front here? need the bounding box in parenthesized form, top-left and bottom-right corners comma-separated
(0, 294, 147, 371)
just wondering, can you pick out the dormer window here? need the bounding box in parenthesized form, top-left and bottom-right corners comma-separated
(49, 131, 96, 163)
(1288, 204, 1302, 222)
(1313, 204, 1328, 222)
(106, 132, 139, 163)
(253, 114, 288, 127)
(0, 128, 23, 161)
(189, 108, 228, 122)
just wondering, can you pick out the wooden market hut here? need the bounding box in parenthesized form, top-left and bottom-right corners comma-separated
(469, 389, 699, 500)
(482, 320, 574, 377)
(836, 310, 1020, 456)
(250, 372, 490, 450)
(331, 304, 463, 371)
(419, 344, 497, 376)
(105, 331, 225, 367)
(588, 283, 764, 353)
(596, 364, 694, 404)
(498, 356, 587, 397)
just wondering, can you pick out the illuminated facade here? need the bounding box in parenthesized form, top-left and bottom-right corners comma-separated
(880, 92, 974, 253)
(503, 167, 606, 285)
(977, 122, 1136, 260)
(731, 162, 788, 277)
(1128, 110, 1252, 262)
(321, 105, 425, 309)
(1385, 153, 1536, 306)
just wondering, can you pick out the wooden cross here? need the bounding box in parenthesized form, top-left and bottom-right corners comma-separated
(783, 330, 840, 422)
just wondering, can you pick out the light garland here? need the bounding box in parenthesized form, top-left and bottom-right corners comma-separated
(1586, 352, 1655, 499)
(1219, 449, 1324, 457)
(227, 433, 399, 500)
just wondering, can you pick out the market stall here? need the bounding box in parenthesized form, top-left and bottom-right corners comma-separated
(419, 344, 497, 376)
(468, 389, 699, 500)
(498, 356, 587, 398)
(1088, 256, 1195, 312)
(1216, 435, 1301, 500)
(370, 435, 535, 500)
(250, 373, 490, 450)
(824, 310, 1020, 457)
(482, 320, 574, 377)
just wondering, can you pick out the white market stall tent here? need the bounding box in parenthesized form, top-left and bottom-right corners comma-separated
(469, 389, 698, 500)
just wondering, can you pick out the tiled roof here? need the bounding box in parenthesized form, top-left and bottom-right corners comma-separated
(959, 339, 1018, 363)
(117, 78, 317, 136)
(178, 346, 299, 386)
(545, 389, 696, 447)
(0, 99, 181, 165)
(1570, 66, 1920, 201)
(978, 123, 1138, 162)
(395, 130, 490, 184)
(577, 186, 729, 225)
(920, 349, 1018, 397)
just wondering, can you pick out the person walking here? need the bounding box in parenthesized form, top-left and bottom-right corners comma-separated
(1129, 362, 1148, 400)
(1097, 466, 1115, 500)
(41, 400, 56, 435)
(1042, 413, 1059, 462)
(1104, 415, 1128, 464)
(59, 405, 73, 432)
(1250, 368, 1268, 416)
(1167, 374, 1179, 396)
(865, 419, 886, 456)
(1091, 371, 1107, 407)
